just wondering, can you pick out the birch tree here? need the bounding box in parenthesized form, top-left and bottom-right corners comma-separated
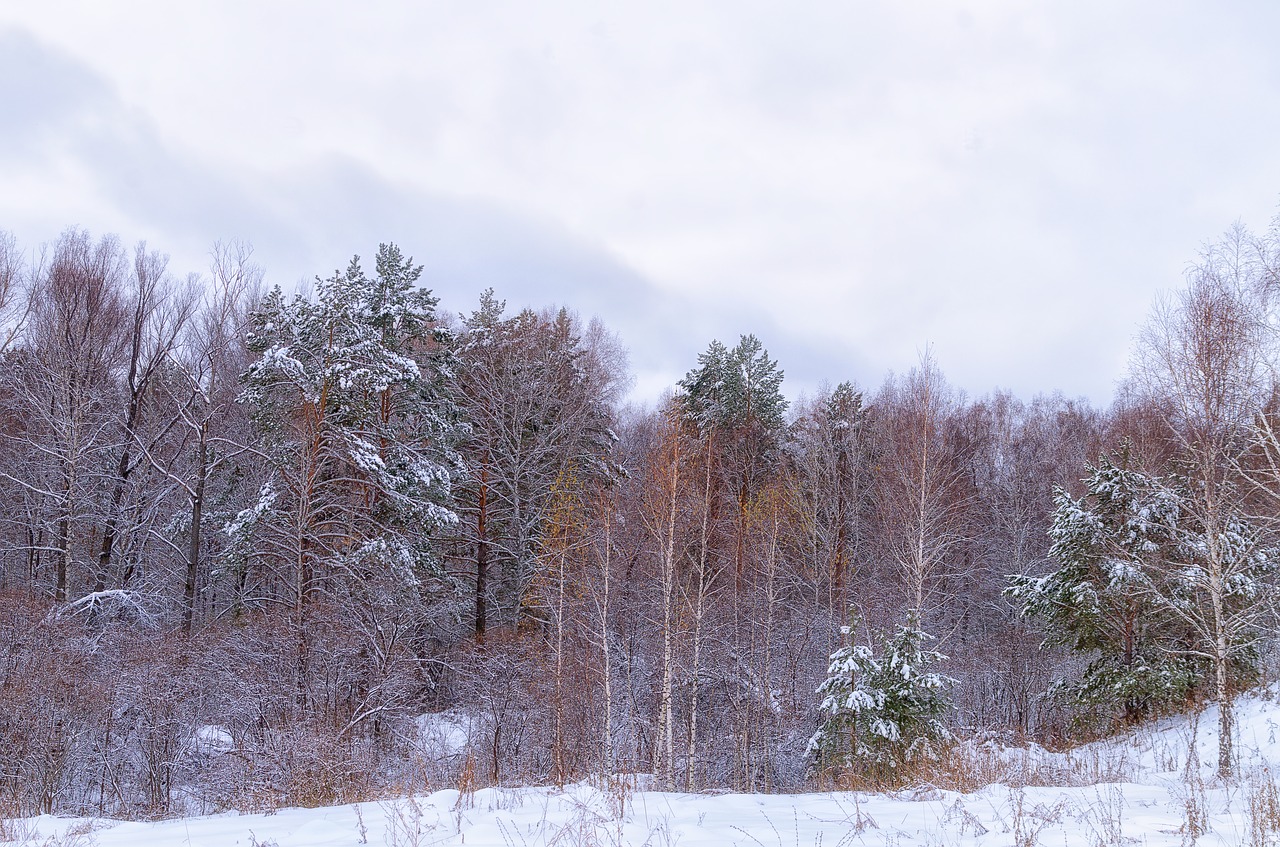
(873, 349, 971, 625)
(1131, 232, 1274, 777)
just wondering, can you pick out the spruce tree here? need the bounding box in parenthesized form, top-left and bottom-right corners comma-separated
(809, 613, 951, 785)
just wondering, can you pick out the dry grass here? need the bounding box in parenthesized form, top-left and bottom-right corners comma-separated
(1007, 789, 1068, 847)
(820, 736, 1135, 795)
(0, 818, 100, 847)
(382, 795, 443, 847)
(1247, 767, 1280, 847)
(453, 751, 478, 821)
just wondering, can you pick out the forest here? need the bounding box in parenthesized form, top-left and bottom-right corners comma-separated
(0, 218, 1278, 819)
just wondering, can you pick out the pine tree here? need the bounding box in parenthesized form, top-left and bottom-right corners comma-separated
(1006, 456, 1198, 725)
(678, 334, 788, 582)
(808, 613, 951, 785)
(679, 334, 787, 444)
(240, 244, 459, 582)
(1007, 453, 1272, 731)
(235, 244, 461, 703)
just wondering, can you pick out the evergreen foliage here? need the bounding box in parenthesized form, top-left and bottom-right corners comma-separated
(678, 334, 787, 437)
(1007, 454, 1272, 727)
(808, 613, 952, 783)
(239, 244, 460, 592)
(678, 334, 789, 510)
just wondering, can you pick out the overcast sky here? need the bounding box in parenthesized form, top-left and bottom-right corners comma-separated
(5, 1, 1280, 408)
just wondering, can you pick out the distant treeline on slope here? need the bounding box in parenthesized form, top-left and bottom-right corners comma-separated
(0, 221, 1277, 816)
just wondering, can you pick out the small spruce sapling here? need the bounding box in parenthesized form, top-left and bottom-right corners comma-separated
(808, 612, 952, 785)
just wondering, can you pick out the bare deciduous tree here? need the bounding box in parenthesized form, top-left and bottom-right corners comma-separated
(873, 349, 972, 626)
(1134, 228, 1274, 778)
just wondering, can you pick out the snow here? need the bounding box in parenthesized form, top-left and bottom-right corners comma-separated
(13, 692, 1280, 846)
(192, 725, 235, 756)
(412, 710, 475, 759)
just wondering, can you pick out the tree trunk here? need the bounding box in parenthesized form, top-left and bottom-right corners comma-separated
(598, 503, 614, 774)
(57, 467, 72, 603)
(475, 459, 489, 644)
(657, 443, 679, 791)
(183, 423, 207, 635)
(687, 435, 713, 791)
(553, 540, 567, 784)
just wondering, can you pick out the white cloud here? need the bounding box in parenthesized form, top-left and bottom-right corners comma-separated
(5, 1, 1280, 406)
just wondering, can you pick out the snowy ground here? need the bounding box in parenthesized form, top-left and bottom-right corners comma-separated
(10, 693, 1280, 846)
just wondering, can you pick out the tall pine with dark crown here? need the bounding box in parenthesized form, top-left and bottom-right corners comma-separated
(678, 334, 788, 569)
(236, 244, 462, 705)
(680, 334, 786, 443)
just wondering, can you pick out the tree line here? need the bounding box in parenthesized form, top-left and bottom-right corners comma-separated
(0, 219, 1278, 817)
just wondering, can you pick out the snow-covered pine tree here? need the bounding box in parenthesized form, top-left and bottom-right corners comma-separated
(1006, 453, 1272, 732)
(808, 612, 951, 785)
(236, 244, 462, 704)
(240, 244, 459, 585)
(1006, 455, 1200, 726)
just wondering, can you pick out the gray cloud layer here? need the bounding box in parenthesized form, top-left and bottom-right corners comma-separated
(5, 4, 1280, 407)
(0, 27, 702, 393)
